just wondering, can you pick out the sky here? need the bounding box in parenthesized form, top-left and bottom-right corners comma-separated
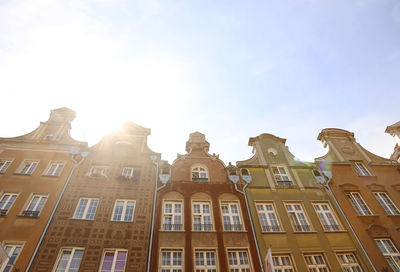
(0, 0, 399, 165)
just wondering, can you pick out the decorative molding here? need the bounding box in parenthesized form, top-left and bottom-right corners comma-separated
(392, 184, 400, 192)
(366, 224, 389, 238)
(366, 183, 386, 192)
(339, 183, 359, 192)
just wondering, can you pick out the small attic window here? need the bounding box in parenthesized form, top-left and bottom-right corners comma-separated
(229, 170, 237, 176)
(267, 148, 277, 157)
(45, 134, 54, 141)
(312, 170, 322, 177)
(192, 166, 208, 182)
(241, 169, 250, 176)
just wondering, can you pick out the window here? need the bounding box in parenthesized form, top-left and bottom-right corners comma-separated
(304, 254, 330, 272)
(313, 203, 342, 231)
(271, 166, 292, 186)
(375, 239, 400, 272)
(73, 198, 99, 220)
(347, 192, 372, 216)
(160, 249, 183, 272)
(111, 200, 135, 222)
(88, 166, 108, 178)
(272, 255, 295, 272)
(221, 201, 243, 231)
(45, 162, 64, 176)
(256, 203, 281, 232)
(0, 193, 18, 216)
(0, 160, 12, 174)
(22, 195, 47, 217)
(53, 248, 84, 272)
(0, 244, 23, 272)
(336, 253, 363, 272)
(193, 201, 213, 231)
(374, 192, 400, 215)
(285, 203, 312, 232)
(163, 201, 183, 231)
(353, 162, 371, 176)
(16, 160, 38, 175)
(192, 166, 208, 182)
(99, 249, 127, 272)
(120, 167, 141, 181)
(227, 249, 251, 272)
(195, 250, 217, 272)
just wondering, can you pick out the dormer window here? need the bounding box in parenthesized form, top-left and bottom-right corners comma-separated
(271, 166, 292, 186)
(353, 162, 371, 176)
(192, 166, 208, 182)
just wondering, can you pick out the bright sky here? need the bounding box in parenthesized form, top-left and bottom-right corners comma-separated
(1, 0, 399, 165)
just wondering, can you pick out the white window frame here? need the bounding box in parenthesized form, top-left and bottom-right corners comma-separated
(52, 247, 85, 272)
(272, 254, 295, 272)
(0, 193, 18, 215)
(313, 202, 342, 231)
(163, 200, 183, 231)
(194, 249, 218, 272)
(23, 194, 48, 217)
(227, 249, 252, 272)
(191, 165, 209, 182)
(375, 239, 400, 272)
(285, 202, 313, 232)
(221, 201, 244, 231)
(192, 201, 213, 231)
(121, 167, 141, 180)
(0, 243, 23, 272)
(373, 192, 400, 215)
(0, 160, 12, 174)
(73, 198, 99, 220)
(44, 161, 65, 176)
(353, 162, 371, 176)
(160, 248, 183, 272)
(99, 249, 128, 272)
(255, 202, 282, 232)
(111, 200, 135, 222)
(271, 166, 292, 186)
(347, 192, 372, 216)
(304, 253, 330, 272)
(88, 166, 108, 178)
(336, 252, 363, 272)
(16, 159, 39, 175)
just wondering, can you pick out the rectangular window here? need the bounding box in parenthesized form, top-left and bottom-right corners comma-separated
(193, 201, 213, 231)
(45, 162, 65, 176)
(348, 192, 372, 216)
(256, 203, 281, 232)
(73, 198, 99, 220)
(313, 202, 342, 231)
(374, 192, 400, 215)
(227, 249, 251, 272)
(221, 201, 243, 231)
(271, 166, 292, 186)
(272, 255, 295, 272)
(163, 201, 183, 231)
(111, 200, 135, 222)
(285, 202, 312, 232)
(336, 253, 363, 272)
(16, 160, 39, 175)
(0, 193, 18, 216)
(375, 239, 400, 272)
(121, 167, 141, 181)
(195, 250, 217, 272)
(354, 162, 371, 176)
(304, 254, 330, 272)
(0, 244, 23, 272)
(53, 248, 84, 272)
(99, 249, 127, 272)
(22, 195, 47, 217)
(160, 249, 183, 272)
(0, 160, 12, 174)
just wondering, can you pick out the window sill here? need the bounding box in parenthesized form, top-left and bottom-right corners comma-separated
(293, 231, 317, 234)
(110, 220, 133, 223)
(41, 174, 60, 178)
(71, 218, 95, 221)
(191, 230, 216, 233)
(356, 214, 379, 217)
(387, 214, 400, 217)
(16, 215, 40, 219)
(324, 230, 348, 233)
(160, 230, 185, 232)
(13, 173, 32, 176)
(223, 230, 248, 233)
(261, 231, 286, 234)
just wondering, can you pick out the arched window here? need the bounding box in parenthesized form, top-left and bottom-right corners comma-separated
(191, 166, 208, 182)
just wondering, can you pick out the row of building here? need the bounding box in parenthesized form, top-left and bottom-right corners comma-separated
(0, 107, 400, 272)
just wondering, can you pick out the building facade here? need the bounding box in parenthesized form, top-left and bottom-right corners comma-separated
(0, 108, 87, 272)
(237, 133, 373, 271)
(28, 122, 160, 272)
(317, 128, 400, 271)
(150, 132, 262, 272)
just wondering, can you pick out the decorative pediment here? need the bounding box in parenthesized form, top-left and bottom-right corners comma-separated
(392, 184, 400, 192)
(367, 183, 386, 192)
(366, 224, 389, 238)
(339, 183, 359, 192)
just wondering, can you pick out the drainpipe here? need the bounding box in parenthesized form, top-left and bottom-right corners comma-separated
(323, 176, 377, 272)
(25, 151, 88, 272)
(233, 183, 265, 272)
(147, 157, 159, 272)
